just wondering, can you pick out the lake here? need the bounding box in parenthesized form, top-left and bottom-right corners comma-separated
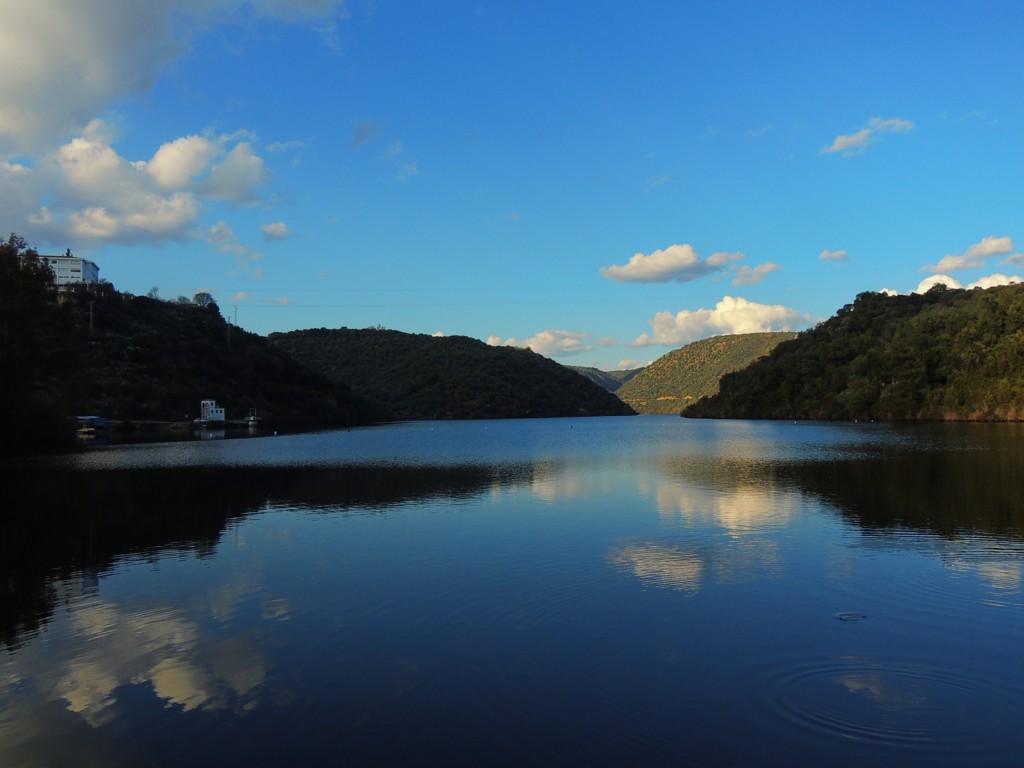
(2, 416, 1023, 767)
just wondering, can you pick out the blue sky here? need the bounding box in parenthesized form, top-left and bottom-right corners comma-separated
(2, 1, 1022, 369)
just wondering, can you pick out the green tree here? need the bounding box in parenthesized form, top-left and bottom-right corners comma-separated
(0, 234, 82, 451)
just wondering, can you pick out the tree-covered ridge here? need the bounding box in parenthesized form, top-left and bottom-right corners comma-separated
(71, 291, 372, 427)
(617, 332, 797, 414)
(0, 233, 373, 453)
(567, 366, 644, 392)
(684, 284, 1024, 421)
(269, 328, 636, 420)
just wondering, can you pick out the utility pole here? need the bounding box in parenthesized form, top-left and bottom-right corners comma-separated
(88, 301, 94, 336)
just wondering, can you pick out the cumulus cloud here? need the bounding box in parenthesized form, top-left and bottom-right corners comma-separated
(968, 274, 1023, 290)
(819, 248, 848, 261)
(11, 124, 271, 247)
(599, 244, 743, 283)
(915, 274, 962, 292)
(199, 142, 270, 205)
(922, 235, 1016, 274)
(0, 0, 351, 155)
(147, 135, 220, 189)
(820, 116, 914, 156)
(731, 262, 779, 286)
(487, 329, 592, 357)
(260, 221, 291, 241)
(630, 296, 814, 347)
(913, 273, 1023, 293)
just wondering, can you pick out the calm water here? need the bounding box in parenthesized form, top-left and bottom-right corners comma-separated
(2, 416, 1023, 767)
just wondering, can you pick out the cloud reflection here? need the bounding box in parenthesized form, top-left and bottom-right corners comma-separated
(608, 544, 704, 593)
(46, 599, 268, 726)
(654, 482, 799, 534)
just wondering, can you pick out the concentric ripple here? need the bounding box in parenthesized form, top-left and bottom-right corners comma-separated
(757, 656, 1022, 754)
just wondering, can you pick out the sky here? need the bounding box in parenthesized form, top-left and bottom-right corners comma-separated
(2, 1, 1022, 370)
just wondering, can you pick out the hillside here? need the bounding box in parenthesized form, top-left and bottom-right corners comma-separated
(269, 328, 636, 420)
(684, 284, 1024, 421)
(568, 366, 643, 392)
(617, 332, 797, 414)
(69, 291, 375, 428)
(1, 236, 374, 452)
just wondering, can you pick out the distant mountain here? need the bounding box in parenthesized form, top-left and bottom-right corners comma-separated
(568, 366, 644, 392)
(684, 285, 1024, 421)
(269, 328, 636, 420)
(617, 332, 797, 414)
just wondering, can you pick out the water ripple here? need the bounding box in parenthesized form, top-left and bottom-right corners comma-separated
(756, 655, 1022, 755)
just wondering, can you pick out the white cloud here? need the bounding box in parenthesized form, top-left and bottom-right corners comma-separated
(8, 123, 271, 247)
(922, 235, 1016, 274)
(147, 135, 220, 189)
(200, 142, 270, 204)
(968, 274, 1023, 290)
(731, 262, 779, 286)
(597, 337, 617, 347)
(0, 1, 351, 155)
(260, 221, 291, 241)
(902, 272, 1023, 295)
(914, 274, 962, 292)
(965, 235, 1013, 260)
(616, 359, 643, 370)
(599, 244, 743, 283)
(488, 329, 592, 358)
(819, 248, 848, 261)
(913, 274, 958, 290)
(630, 296, 813, 347)
(820, 116, 914, 156)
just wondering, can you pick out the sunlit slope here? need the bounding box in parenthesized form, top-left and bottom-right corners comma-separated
(617, 332, 797, 414)
(270, 327, 637, 420)
(685, 284, 1024, 421)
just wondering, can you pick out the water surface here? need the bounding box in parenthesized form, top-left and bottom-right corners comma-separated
(2, 417, 1023, 766)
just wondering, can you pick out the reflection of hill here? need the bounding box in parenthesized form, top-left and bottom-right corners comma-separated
(779, 446, 1024, 538)
(1, 462, 531, 650)
(655, 436, 1024, 540)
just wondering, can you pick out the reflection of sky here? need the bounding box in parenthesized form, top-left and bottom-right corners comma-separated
(54, 600, 267, 722)
(654, 482, 799, 533)
(0, 559, 273, 765)
(608, 544, 704, 593)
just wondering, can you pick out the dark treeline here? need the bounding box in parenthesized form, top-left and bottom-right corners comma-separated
(685, 285, 1024, 421)
(270, 327, 636, 420)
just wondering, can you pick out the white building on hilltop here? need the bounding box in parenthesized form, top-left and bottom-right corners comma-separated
(40, 249, 100, 287)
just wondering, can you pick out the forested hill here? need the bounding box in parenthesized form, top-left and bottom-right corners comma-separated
(1, 234, 373, 452)
(71, 291, 374, 428)
(567, 366, 643, 392)
(617, 332, 797, 414)
(684, 284, 1024, 421)
(268, 328, 636, 420)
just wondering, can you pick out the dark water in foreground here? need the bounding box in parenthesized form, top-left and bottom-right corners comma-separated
(2, 417, 1023, 767)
